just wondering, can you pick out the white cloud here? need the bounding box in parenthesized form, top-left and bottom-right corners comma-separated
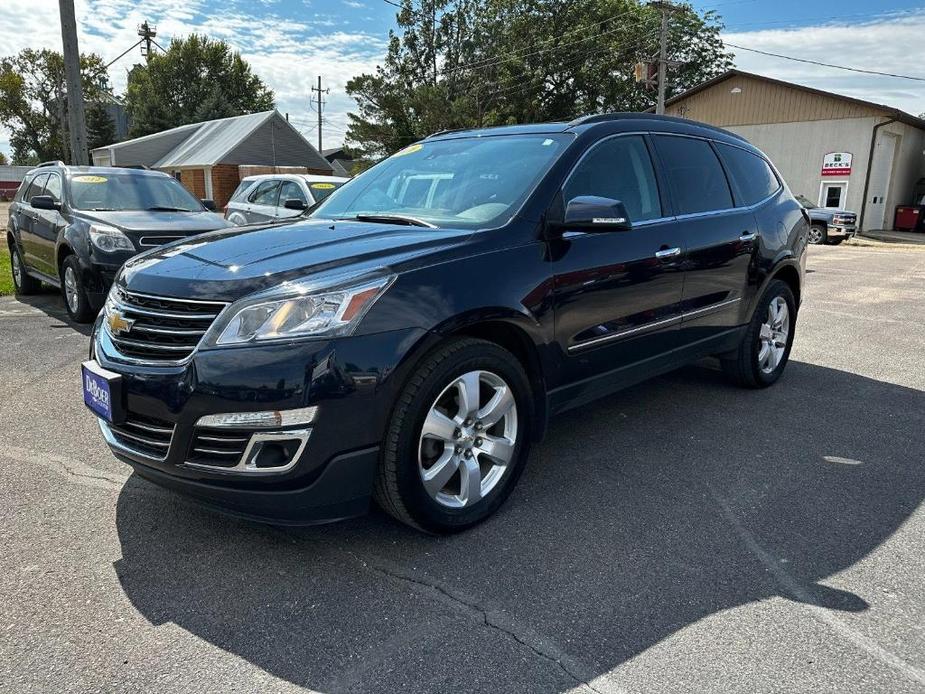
(0, 0, 385, 158)
(724, 12, 925, 118)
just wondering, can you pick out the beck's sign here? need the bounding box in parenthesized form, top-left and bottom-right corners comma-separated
(822, 152, 852, 176)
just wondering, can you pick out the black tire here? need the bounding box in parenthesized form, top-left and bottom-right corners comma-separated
(60, 255, 94, 323)
(808, 224, 827, 245)
(722, 279, 797, 389)
(8, 242, 41, 295)
(374, 337, 533, 533)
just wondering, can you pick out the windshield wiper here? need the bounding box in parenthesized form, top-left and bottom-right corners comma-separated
(146, 206, 194, 212)
(350, 214, 437, 229)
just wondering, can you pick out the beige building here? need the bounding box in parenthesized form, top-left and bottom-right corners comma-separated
(662, 70, 925, 231)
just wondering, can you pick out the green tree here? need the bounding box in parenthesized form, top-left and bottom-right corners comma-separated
(86, 102, 117, 153)
(125, 35, 275, 137)
(346, 0, 732, 157)
(0, 49, 108, 163)
(0, 152, 8, 165)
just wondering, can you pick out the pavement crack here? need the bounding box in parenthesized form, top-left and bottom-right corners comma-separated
(1, 445, 128, 491)
(345, 552, 615, 694)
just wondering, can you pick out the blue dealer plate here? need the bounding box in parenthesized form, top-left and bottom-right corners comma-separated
(82, 360, 120, 422)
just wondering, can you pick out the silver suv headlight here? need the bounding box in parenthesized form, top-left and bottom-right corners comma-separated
(203, 273, 395, 346)
(89, 224, 134, 252)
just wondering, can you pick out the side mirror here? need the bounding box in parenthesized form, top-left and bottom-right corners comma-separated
(284, 198, 308, 211)
(201, 198, 217, 211)
(30, 195, 61, 211)
(555, 196, 632, 232)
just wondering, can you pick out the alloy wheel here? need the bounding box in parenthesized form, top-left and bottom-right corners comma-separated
(64, 266, 80, 313)
(418, 369, 518, 509)
(758, 296, 790, 374)
(11, 250, 22, 288)
(808, 227, 823, 244)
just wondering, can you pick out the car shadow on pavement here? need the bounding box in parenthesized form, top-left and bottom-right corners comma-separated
(5, 291, 94, 336)
(112, 361, 925, 692)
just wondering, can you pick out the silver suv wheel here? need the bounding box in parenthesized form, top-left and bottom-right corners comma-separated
(418, 369, 517, 509)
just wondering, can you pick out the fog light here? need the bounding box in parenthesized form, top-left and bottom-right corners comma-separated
(196, 406, 318, 429)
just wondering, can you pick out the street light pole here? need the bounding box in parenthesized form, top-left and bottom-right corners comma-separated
(58, 0, 89, 165)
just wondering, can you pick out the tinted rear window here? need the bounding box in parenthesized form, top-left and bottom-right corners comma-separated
(716, 143, 780, 206)
(653, 135, 733, 215)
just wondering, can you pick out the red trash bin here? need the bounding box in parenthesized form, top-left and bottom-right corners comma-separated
(894, 206, 924, 232)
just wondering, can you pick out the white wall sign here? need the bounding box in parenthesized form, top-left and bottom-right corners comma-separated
(822, 152, 852, 176)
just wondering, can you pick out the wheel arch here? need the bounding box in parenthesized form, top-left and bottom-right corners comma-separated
(770, 262, 801, 308)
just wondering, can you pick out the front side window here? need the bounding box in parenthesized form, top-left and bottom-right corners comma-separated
(716, 143, 780, 206)
(278, 180, 307, 206)
(25, 173, 49, 204)
(249, 180, 281, 206)
(562, 135, 662, 223)
(310, 134, 572, 229)
(68, 173, 205, 212)
(44, 173, 63, 204)
(653, 135, 733, 215)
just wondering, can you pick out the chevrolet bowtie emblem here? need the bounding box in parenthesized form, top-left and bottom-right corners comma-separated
(107, 311, 135, 336)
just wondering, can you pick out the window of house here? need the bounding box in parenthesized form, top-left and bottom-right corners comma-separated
(653, 135, 734, 215)
(562, 135, 662, 222)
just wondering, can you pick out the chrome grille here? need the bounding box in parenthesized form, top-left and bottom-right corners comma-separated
(108, 288, 227, 363)
(188, 428, 252, 468)
(139, 235, 186, 247)
(107, 412, 175, 459)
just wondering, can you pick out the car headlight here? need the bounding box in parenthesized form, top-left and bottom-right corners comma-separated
(205, 274, 395, 346)
(89, 224, 134, 252)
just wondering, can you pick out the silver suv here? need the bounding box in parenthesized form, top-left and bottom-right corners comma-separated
(224, 174, 349, 225)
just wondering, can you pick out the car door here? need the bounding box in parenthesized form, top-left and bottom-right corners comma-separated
(245, 179, 281, 223)
(30, 171, 65, 275)
(549, 133, 686, 387)
(19, 173, 49, 271)
(651, 134, 758, 346)
(276, 180, 308, 219)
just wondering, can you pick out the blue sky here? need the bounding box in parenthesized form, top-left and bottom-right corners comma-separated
(1, 0, 924, 158)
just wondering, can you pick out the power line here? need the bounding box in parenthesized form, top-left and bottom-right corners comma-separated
(726, 43, 925, 82)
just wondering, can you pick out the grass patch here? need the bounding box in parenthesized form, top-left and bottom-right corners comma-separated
(0, 250, 14, 296)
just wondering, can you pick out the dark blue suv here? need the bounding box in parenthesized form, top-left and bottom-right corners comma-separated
(7, 163, 231, 322)
(81, 114, 808, 533)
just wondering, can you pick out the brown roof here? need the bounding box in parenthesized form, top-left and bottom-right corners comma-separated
(660, 69, 925, 130)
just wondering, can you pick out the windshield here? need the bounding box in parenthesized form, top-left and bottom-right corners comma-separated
(795, 195, 817, 209)
(69, 173, 205, 212)
(310, 134, 572, 229)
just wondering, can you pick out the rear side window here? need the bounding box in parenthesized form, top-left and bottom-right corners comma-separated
(249, 180, 280, 205)
(563, 135, 662, 222)
(229, 180, 257, 203)
(653, 135, 733, 215)
(14, 175, 35, 202)
(716, 143, 780, 206)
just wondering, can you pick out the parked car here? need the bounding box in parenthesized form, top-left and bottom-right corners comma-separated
(795, 194, 857, 244)
(6, 163, 232, 322)
(224, 174, 349, 225)
(82, 114, 807, 533)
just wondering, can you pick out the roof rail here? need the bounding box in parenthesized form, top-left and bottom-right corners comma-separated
(37, 160, 66, 168)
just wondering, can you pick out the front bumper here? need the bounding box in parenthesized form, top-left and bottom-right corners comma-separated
(828, 225, 856, 238)
(90, 318, 432, 524)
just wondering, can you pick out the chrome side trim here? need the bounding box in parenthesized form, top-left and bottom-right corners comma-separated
(184, 429, 311, 475)
(567, 297, 743, 353)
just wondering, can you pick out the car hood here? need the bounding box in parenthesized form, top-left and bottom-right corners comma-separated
(76, 210, 231, 233)
(119, 218, 474, 301)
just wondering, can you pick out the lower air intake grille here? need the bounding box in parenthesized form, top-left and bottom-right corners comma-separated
(188, 429, 252, 468)
(108, 413, 175, 459)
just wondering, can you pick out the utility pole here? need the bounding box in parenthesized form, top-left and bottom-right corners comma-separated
(311, 76, 329, 152)
(650, 0, 674, 115)
(58, 0, 89, 164)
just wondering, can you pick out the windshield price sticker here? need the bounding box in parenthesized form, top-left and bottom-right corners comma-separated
(394, 143, 423, 157)
(73, 175, 108, 183)
(311, 183, 336, 190)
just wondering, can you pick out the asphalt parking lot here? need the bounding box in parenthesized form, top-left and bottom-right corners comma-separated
(1, 242, 923, 693)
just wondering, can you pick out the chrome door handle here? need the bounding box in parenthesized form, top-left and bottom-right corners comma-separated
(655, 247, 681, 259)
(739, 232, 758, 242)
